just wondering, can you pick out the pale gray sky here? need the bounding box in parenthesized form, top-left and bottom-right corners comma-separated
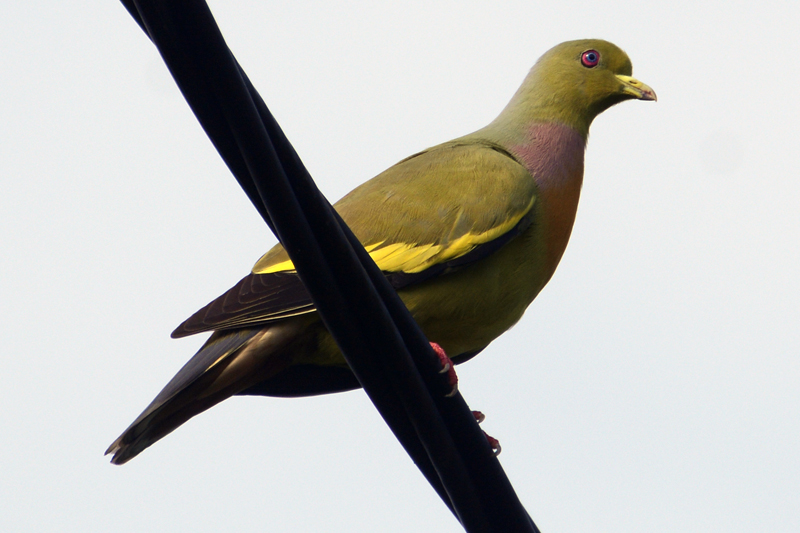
(2, 1, 798, 532)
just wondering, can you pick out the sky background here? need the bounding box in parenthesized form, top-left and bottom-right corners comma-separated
(2, 1, 798, 532)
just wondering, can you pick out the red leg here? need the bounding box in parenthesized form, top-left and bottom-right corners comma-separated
(429, 342, 458, 396)
(429, 343, 499, 453)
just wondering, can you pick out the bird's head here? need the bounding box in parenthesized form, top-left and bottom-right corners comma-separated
(487, 39, 656, 140)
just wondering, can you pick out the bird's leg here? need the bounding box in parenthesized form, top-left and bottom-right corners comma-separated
(430, 344, 499, 454)
(471, 410, 501, 455)
(429, 342, 458, 396)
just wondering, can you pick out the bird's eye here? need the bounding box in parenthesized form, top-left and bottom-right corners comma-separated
(581, 50, 600, 68)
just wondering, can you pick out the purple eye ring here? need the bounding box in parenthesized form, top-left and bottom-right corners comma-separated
(581, 50, 600, 68)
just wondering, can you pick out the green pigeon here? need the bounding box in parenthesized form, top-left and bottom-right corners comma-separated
(107, 39, 655, 464)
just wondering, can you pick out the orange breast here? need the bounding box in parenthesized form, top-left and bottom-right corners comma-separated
(508, 122, 586, 281)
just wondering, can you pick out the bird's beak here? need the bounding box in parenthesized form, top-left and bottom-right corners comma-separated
(616, 75, 657, 101)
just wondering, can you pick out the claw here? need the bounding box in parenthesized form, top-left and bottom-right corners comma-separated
(430, 342, 458, 396)
(484, 432, 501, 456)
(472, 411, 499, 453)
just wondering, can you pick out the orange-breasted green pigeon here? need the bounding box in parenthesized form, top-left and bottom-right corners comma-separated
(107, 39, 655, 464)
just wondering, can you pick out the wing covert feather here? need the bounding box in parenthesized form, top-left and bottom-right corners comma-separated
(173, 141, 537, 338)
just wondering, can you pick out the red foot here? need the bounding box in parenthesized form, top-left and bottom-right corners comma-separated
(472, 411, 500, 454)
(430, 342, 458, 396)
(484, 432, 501, 456)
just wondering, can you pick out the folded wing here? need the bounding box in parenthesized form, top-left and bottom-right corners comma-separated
(172, 140, 538, 338)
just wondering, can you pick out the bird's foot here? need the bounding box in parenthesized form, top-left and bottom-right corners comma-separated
(484, 432, 501, 456)
(472, 410, 501, 454)
(430, 342, 458, 396)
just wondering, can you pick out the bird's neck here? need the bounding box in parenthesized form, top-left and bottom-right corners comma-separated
(506, 121, 586, 190)
(508, 122, 587, 279)
(482, 65, 596, 141)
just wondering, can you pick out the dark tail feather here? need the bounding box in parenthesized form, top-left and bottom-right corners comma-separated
(106, 325, 296, 464)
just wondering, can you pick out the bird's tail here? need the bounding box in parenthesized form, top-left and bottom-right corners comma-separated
(106, 321, 305, 465)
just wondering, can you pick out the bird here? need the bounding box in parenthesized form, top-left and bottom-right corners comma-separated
(107, 39, 655, 464)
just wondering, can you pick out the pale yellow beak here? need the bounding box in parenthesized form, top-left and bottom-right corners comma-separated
(616, 75, 657, 101)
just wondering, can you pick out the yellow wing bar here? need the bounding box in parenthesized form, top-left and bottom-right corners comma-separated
(253, 196, 534, 276)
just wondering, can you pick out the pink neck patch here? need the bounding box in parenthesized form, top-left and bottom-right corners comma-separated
(508, 122, 587, 278)
(508, 122, 586, 191)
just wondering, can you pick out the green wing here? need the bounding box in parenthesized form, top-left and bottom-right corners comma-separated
(172, 140, 537, 338)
